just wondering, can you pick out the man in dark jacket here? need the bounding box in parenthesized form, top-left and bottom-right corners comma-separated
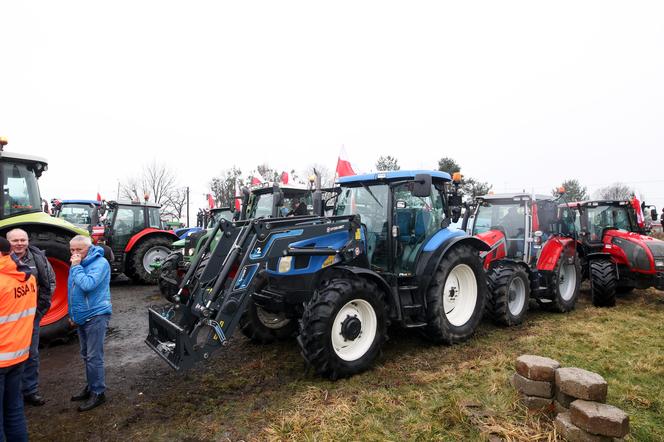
(68, 235, 112, 412)
(6, 228, 55, 407)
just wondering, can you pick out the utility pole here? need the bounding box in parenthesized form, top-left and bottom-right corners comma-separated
(186, 186, 190, 227)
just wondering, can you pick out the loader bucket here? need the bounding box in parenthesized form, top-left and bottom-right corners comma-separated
(145, 308, 198, 370)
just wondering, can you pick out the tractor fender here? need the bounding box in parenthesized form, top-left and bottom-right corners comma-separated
(416, 235, 490, 296)
(537, 236, 576, 271)
(328, 265, 395, 307)
(125, 229, 179, 253)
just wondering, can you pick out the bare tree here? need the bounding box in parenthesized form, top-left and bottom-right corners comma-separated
(594, 182, 634, 200)
(162, 187, 188, 220)
(120, 160, 177, 205)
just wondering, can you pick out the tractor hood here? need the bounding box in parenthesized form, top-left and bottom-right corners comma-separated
(1, 211, 88, 236)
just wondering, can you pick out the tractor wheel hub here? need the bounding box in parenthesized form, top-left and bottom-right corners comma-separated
(340, 315, 362, 341)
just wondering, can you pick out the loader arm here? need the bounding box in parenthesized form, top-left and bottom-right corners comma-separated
(146, 215, 361, 370)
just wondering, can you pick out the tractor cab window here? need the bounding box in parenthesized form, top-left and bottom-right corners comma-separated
(208, 209, 233, 229)
(393, 183, 444, 273)
(59, 204, 95, 228)
(472, 201, 526, 259)
(559, 207, 580, 236)
(280, 192, 314, 217)
(586, 206, 633, 240)
(113, 206, 146, 246)
(148, 207, 162, 229)
(334, 184, 389, 270)
(249, 193, 273, 219)
(1, 162, 42, 218)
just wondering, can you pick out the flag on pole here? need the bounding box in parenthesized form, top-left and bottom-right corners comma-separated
(335, 146, 355, 178)
(251, 170, 265, 185)
(632, 195, 644, 228)
(280, 171, 289, 184)
(96, 192, 102, 202)
(207, 193, 215, 209)
(234, 180, 242, 212)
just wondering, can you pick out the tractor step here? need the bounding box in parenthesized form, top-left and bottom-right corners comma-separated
(402, 303, 423, 311)
(398, 285, 419, 291)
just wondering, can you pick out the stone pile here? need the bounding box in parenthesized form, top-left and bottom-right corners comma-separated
(510, 355, 630, 441)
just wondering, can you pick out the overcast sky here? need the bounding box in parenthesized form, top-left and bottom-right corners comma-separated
(2, 1, 663, 222)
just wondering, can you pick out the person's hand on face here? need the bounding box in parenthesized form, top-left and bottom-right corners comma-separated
(70, 253, 82, 266)
(70, 242, 88, 266)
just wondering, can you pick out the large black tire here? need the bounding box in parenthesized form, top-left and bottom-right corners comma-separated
(240, 274, 298, 344)
(590, 259, 617, 307)
(298, 277, 387, 380)
(130, 236, 173, 284)
(486, 264, 529, 326)
(158, 251, 183, 302)
(27, 231, 75, 341)
(543, 255, 581, 313)
(422, 244, 487, 344)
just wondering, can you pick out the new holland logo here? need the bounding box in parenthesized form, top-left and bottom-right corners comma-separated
(327, 225, 344, 233)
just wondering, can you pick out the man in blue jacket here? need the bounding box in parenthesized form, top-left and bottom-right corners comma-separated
(67, 235, 112, 412)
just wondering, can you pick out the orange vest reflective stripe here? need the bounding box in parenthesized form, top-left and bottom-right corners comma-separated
(0, 255, 37, 368)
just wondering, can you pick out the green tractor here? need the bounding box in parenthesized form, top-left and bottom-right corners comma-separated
(158, 182, 315, 302)
(0, 138, 89, 340)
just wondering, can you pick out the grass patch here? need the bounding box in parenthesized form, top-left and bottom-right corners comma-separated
(47, 287, 664, 441)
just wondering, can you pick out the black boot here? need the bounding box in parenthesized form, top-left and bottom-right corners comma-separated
(71, 386, 91, 402)
(24, 392, 46, 406)
(78, 392, 106, 412)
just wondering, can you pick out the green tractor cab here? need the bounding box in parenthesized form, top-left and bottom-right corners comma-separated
(0, 139, 88, 340)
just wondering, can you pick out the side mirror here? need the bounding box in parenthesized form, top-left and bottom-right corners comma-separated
(90, 207, 100, 227)
(451, 206, 462, 223)
(448, 194, 462, 207)
(651, 209, 658, 221)
(412, 174, 432, 197)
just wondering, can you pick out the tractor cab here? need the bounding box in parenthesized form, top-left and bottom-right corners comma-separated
(469, 193, 564, 267)
(0, 150, 47, 220)
(574, 200, 641, 242)
(51, 199, 101, 230)
(246, 182, 314, 219)
(334, 171, 460, 276)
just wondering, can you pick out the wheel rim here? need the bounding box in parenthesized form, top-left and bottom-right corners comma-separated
(331, 299, 377, 362)
(558, 263, 576, 301)
(256, 306, 291, 330)
(143, 246, 171, 273)
(507, 276, 526, 315)
(40, 258, 70, 326)
(443, 264, 478, 327)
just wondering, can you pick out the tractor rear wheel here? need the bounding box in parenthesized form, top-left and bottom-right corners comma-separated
(543, 255, 581, 313)
(422, 244, 486, 344)
(487, 264, 529, 326)
(29, 231, 75, 341)
(130, 236, 173, 284)
(298, 277, 387, 380)
(240, 273, 298, 344)
(590, 259, 617, 307)
(158, 251, 183, 302)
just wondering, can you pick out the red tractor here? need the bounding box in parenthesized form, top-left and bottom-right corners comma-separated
(568, 200, 664, 307)
(92, 200, 179, 283)
(464, 192, 581, 325)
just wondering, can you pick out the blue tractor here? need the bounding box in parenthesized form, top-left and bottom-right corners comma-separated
(147, 171, 489, 379)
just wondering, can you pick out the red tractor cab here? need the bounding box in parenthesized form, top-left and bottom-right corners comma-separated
(94, 200, 179, 283)
(464, 193, 581, 325)
(569, 200, 664, 306)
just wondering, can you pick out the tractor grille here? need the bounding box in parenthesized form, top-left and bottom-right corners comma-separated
(612, 237, 651, 271)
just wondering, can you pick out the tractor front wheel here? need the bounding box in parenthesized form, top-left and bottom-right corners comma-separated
(487, 264, 529, 326)
(590, 259, 617, 307)
(422, 244, 486, 344)
(130, 236, 173, 284)
(298, 277, 387, 380)
(158, 251, 183, 302)
(29, 231, 75, 341)
(240, 275, 298, 344)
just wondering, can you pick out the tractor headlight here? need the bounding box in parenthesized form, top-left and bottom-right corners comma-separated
(278, 256, 293, 273)
(184, 247, 195, 257)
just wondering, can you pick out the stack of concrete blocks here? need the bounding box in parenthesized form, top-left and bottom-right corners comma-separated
(511, 355, 560, 411)
(554, 367, 629, 441)
(510, 355, 630, 441)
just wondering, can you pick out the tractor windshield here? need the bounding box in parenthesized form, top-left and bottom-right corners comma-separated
(248, 191, 313, 219)
(473, 201, 527, 258)
(585, 205, 634, 240)
(208, 209, 234, 229)
(0, 161, 43, 218)
(334, 184, 389, 269)
(58, 204, 96, 229)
